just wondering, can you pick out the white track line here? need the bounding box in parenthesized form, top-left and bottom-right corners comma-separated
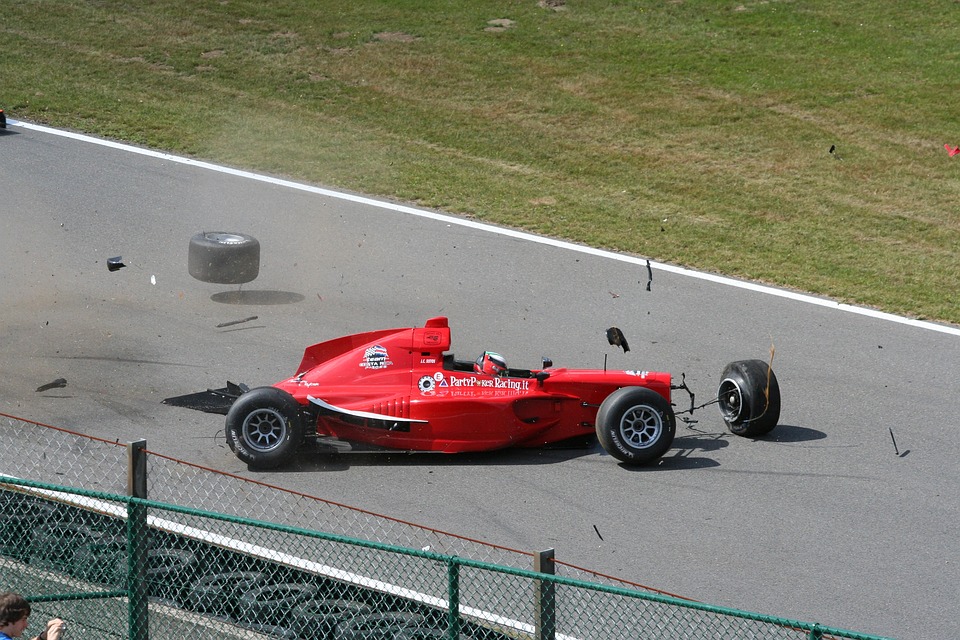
(4, 478, 576, 639)
(11, 119, 960, 337)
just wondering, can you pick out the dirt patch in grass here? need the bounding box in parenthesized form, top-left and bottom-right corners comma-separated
(373, 32, 419, 43)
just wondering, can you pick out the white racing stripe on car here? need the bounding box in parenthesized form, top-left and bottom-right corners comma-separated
(309, 395, 428, 423)
(11, 119, 960, 338)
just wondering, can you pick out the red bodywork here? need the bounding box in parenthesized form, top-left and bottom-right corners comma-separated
(274, 317, 671, 453)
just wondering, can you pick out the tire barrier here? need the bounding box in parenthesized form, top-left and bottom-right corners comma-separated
(28, 521, 99, 571)
(0, 492, 57, 559)
(332, 612, 427, 640)
(288, 599, 373, 640)
(188, 231, 260, 285)
(143, 548, 200, 604)
(186, 571, 269, 618)
(3, 495, 504, 640)
(237, 582, 320, 627)
(69, 534, 127, 585)
(238, 623, 300, 640)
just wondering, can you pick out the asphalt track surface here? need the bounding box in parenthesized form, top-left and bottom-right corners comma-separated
(2, 123, 959, 639)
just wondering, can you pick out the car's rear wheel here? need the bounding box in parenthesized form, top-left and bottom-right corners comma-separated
(717, 359, 780, 437)
(226, 387, 304, 468)
(596, 387, 675, 464)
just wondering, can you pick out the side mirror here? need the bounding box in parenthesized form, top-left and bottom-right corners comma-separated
(541, 357, 553, 369)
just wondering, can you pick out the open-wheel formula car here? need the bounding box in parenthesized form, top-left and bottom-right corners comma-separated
(168, 317, 780, 468)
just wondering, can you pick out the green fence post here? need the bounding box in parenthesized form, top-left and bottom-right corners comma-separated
(127, 440, 149, 640)
(534, 549, 556, 640)
(808, 624, 823, 640)
(447, 560, 461, 640)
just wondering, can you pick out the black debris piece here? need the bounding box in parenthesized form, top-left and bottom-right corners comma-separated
(162, 381, 249, 415)
(606, 327, 630, 353)
(889, 428, 900, 456)
(36, 378, 67, 392)
(216, 315, 258, 328)
(107, 256, 126, 272)
(646, 259, 653, 291)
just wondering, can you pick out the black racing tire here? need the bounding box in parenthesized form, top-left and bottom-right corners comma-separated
(0, 493, 57, 559)
(69, 535, 126, 585)
(717, 359, 781, 437)
(186, 571, 268, 616)
(145, 548, 199, 602)
(332, 612, 426, 640)
(28, 522, 98, 570)
(595, 387, 676, 465)
(226, 387, 305, 469)
(188, 231, 260, 284)
(288, 599, 372, 640)
(237, 583, 320, 626)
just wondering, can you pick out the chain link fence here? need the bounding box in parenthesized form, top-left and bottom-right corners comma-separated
(1, 413, 891, 640)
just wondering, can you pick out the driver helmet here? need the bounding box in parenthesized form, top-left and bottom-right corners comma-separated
(474, 351, 507, 376)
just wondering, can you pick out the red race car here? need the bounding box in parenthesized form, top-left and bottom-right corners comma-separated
(169, 317, 780, 468)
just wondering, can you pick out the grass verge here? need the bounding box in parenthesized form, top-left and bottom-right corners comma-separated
(2, 0, 958, 324)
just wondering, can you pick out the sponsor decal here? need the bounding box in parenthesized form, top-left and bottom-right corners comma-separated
(625, 370, 649, 378)
(423, 332, 443, 346)
(360, 344, 393, 369)
(445, 375, 530, 392)
(426, 371, 528, 395)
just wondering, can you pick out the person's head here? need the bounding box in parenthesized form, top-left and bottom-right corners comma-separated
(474, 351, 507, 376)
(0, 592, 31, 637)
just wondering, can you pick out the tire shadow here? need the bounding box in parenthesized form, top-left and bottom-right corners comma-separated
(211, 290, 304, 305)
(762, 424, 826, 443)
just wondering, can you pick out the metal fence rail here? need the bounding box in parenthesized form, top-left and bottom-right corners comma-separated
(1, 477, 889, 640)
(0, 414, 893, 639)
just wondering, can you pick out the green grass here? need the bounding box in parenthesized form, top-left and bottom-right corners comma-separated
(3, 0, 959, 324)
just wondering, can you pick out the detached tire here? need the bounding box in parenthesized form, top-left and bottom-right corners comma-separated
(596, 387, 676, 464)
(188, 231, 260, 284)
(717, 359, 781, 437)
(226, 387, 304, 469)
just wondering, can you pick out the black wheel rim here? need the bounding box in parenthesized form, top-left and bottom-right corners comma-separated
(241, 408, 288, 452)
(718, 378, 744, 423)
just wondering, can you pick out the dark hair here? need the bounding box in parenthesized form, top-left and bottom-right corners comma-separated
(0, 592, 30, 626)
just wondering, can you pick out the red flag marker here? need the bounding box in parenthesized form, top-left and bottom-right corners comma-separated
(945, 144, 960, 157)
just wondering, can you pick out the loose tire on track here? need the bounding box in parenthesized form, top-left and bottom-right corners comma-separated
(188, 231, 260, 284)
(595, 387, 676, 464)
(717, 359, 781, 437)
(226, 387, 305, 469)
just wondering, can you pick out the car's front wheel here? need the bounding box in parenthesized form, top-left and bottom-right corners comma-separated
(596, 387, 676, 464)
(226, 387, 304, 468)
